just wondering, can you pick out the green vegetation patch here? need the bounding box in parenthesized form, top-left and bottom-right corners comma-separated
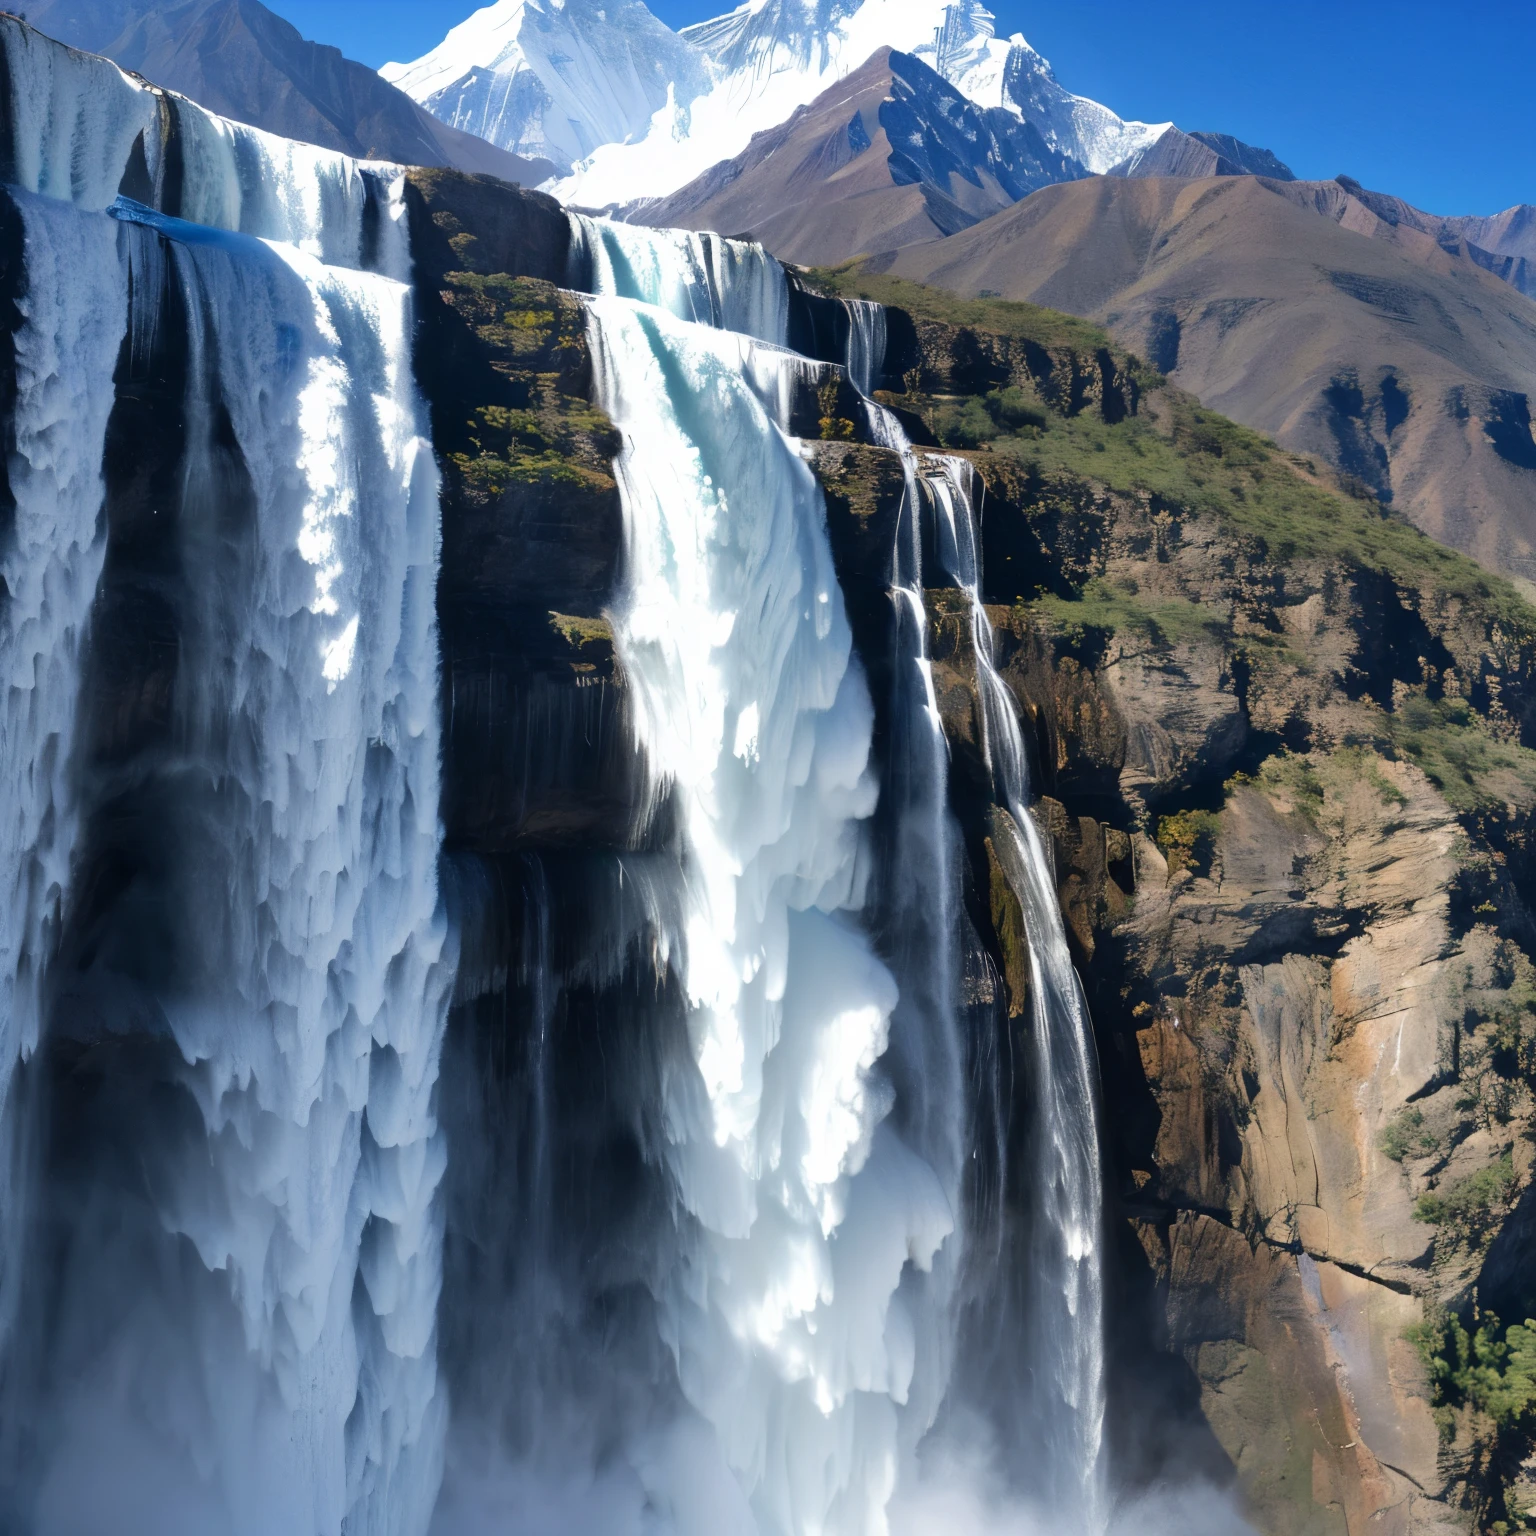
(1385, 694, 1536, 811)
(1156, 808, 1221, 878)
(443, 270, 583, 364)
(1412, 1310, 1536, 1434)
(995, 396, 1534, 631)
(929, 385, 1048, 448)
(1029, 576, 1228, 651)
(449, 405, 611, 496)
(1414, 1154, 1518, 1238)
(548, 612, 612, 650)
(806, 263, 1120, 361)
(1241, 751, 1326, 821)
(1411, 1311, 1536, 1528)
(1380, 1105, 1439, 1162)
(817, 379, 857, 441)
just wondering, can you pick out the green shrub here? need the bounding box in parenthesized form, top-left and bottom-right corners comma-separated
(1156, 809, 1221, 878)
(930, 397, 999, 448)
(1410, 1311, 1536, 1431)
(1386, 695, 1536, 811)
(987, 385, 1048, 434)
(1251, 751, 1325, 821)
(1414, 1155, 1517, 1237)
(1380, 1106, 1437, 1162)
(817, 379, 857, 440)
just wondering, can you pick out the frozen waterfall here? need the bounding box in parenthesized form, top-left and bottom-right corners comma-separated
(0, 19, 451, 1535)
(0, 188, 125, 1338)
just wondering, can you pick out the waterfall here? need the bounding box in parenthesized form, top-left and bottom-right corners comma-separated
(569, 214, 789, 344)
(0, 13, 1114, 1524)
(928, 455, 1108, 1528)
(844, 300, 886, 399)
(839, 283, 1108, 1524)
(0, 25, 452, 1535)
(578, 239, 957, 1534)
(838, 298, 965, 1449)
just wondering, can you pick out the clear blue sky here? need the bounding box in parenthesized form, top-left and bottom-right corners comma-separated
(269, 0, 1535, 217)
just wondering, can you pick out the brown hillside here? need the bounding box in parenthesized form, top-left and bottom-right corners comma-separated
(870, 174, 1536, 582)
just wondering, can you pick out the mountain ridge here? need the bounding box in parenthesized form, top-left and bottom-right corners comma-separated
(633, 46, 1085, 263)
(383, 0, 1169, 204)
(865, 173, 1536, 582)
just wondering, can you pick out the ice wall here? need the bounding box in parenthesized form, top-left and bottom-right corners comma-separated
(0, 188, 125, 1333)
(0, 19, 452, 1534)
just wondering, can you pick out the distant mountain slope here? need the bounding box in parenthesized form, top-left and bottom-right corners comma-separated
(1109, 127, 1294, 181)
(637, 47, 1082, 264)
(25, 0, 553, 180)
(1289, 176, 1536, 301)
(871, 174, 1536, 580)
(384, 0, 1167, 205)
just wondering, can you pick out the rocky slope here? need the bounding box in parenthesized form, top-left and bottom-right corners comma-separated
(1108, 127, 1295, 181)
(638, 47, 1083, 264)
(809, 265, 1536, 1532)
(385, 166, 1536, 1531)
(866, 174, 1536, 586)
(1309, 179, 1536, 303)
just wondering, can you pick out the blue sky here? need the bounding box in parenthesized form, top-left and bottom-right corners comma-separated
(270, 0, 1534, 217)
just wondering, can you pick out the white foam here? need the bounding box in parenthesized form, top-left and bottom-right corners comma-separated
(584, 287, 955, 1532)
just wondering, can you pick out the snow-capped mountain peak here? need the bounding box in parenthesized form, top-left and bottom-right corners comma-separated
(384, 0, 1168, 201)
(380, 0, 709, 173)
(996, 33, 1168, 173)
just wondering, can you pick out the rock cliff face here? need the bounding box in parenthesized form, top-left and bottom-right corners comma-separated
(401, 175, 1536, 1533)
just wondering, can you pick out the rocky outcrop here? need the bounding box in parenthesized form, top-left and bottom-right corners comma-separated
(940, 405, 1536, 1532)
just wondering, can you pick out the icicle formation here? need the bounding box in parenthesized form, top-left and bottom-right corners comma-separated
(0, 19, 160, 209)
(0, 13, 406, 273)
(164, 101, 410, 274)
(0, 17, 452, 1530)
(570, 213, 790, 344)
(581, 271, 954, 1530)
(928, 455, 1108, 1529)
(0, 188, 126, 1320)
(103, 191, 451, 1536)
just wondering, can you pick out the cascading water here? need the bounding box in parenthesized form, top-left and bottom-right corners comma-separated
(580, 263, 956, 1534)
(843, 286, 1108, 1526)
(569, 213, 790, 344)
(836, 295, 967, 1457)
(928, 455, 1108, 1528)
(843, 299, 887, 401)
(0, 9, 1118, 1517)
(0, 20, 451, 1534)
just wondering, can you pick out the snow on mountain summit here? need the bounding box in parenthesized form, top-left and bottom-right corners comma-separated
(384, 0, 1167, 203)
(379, 0, 708, 173)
